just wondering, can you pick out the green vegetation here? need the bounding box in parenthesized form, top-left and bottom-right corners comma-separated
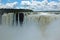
(0, 9, 33, 13)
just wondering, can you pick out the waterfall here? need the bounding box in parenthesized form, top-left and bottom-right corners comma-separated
(2, 13, 14, 26)
(0, 12, 60, 40)
(26, 13, 59, 32)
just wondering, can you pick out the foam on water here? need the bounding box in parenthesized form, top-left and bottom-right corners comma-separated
(0, 12, 60, 40)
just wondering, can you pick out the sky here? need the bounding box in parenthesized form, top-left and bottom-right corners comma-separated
(0, 0, 60, 11)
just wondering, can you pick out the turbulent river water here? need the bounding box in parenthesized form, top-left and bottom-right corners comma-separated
(0, 12, 60, 40)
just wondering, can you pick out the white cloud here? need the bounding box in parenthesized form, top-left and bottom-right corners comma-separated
(6, 2, 18, 8)
(0, 1, 18, 9)
(20, 0, 60, 11)
(0, 0, 60, 11)
(20, 1, 31, 6)
(16, 7, 19, 9)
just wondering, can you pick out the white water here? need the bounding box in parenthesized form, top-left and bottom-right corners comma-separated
(0, 12, 60, 40)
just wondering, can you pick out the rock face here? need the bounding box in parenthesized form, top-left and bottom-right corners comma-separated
(0, 9, 33, 26)
(16, 13, 18, 25)
(19, 13, 24, 26)
(16, 13, 24, 26)
(1, 12, 60, 26)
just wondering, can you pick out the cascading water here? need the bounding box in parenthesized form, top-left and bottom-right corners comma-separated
(0, 12, 60, 40)
(2, 13, 14, 26)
